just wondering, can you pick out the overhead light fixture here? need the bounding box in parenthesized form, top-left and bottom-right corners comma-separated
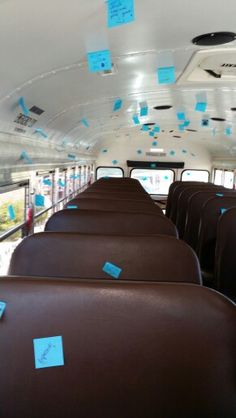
(150, 148, 164, 153)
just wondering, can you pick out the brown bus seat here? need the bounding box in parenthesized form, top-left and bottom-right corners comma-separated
(45, 209, 178, 237)
(184, 190, 236, 250)
(169, 182, 208, 223)
(176, 185, 223, 238)
(77, 190, 153, 202)
(197, 196, 236, 274)
(0, 277, 235, 418)
(215, 207, 236, 300)
(9, 233, 201, 284)
(165, 181, 182, 218)
(64, 197, 163, 215)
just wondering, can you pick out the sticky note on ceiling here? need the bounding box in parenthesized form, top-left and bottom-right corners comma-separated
(18, 97, 29, 117)
(112, 159, 118, 165)
(183, 120, 190, 127)
(157, 66, 176, 85)
(152, 141, 158, 146)
(43, 179, 52, 186)
(137, 149, 142, 154)
(0, 301, 6, 319)
(195, 102, 207, 112)
(68, 154, 76, 160)
(132, 114, 140, 125)
(113, 98, 123, 112)
(140, 101, 148, 117)
(178, 124, 185, 131)
(58, 180, 66, 187)
(103, 262, 122, 279)
(35, 128, 48, 138)
(202, 119, 209, 127)
(141, 124, 150, 132)
(149, 131, 155, 137)
(107, 0, 135, 28)
(177, 112, 185, 121)
(33, 336, 64, 370)
(20, 150, 32, 165)
(169, 150, 176, 156)
(225, 127, 232, 136)
(35, 194, 45, 207)
(81, 118, 89, 128)
(7, 205, 15, 221)
(153, 126, 160, 133)
(87, 49, 112, 73)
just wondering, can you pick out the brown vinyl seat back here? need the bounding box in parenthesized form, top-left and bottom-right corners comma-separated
(0, 277, 236, 418)
(77, 190, 152, 202)
(184, 190, 236, 250)
(64, 197, 163, 215)
(169, 182, 207, 223)
(91, 178, 145, 192)
(165, 181, 182, 218)
(197, 196, 236, 272)
(45, 209, 178, 237)
(9, 233, 201, 284)
(215, 207, 236, 299)
(176, 186, 223, 238)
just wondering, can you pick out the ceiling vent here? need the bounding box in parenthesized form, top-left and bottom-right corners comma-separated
(30, 105, 45, 115)
(100, 63, 117, 76)
(146, 151, 166, 157)
(177, 48, 236, 84)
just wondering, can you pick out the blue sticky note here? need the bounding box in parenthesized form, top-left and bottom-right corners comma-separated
(8, 205, 15, 221)
(103, 262, 122, 279)
(20, 150, 32, 165)
(67, 205, 78, 209)
(157, 66, 176, 85)
(164, 176, 169, 180)
(0, 301, 6, 319)
(107, 0, 135, 28)
(33, 336, 64, 369)
(183, 120, 190, 127)
(43, 179, 52, 186)
(195, 102, 207, 112)
(141, 125, 150, 132)
(35, 128, 48, 139)
(152, 141, 158, 146)
(220, 208, 227, 215)
(58, 180, 66, 187)
(170, 150, 176, 156)
(177, 112, 185, 121)
(112, 159, 118, 165)
(149, 131, 155, 137)
(113, 98, 123, 112)
(87, 50, 112, 73)
(35, 194, 45, 207)
(137, 149, 142, 154)
(153, 126, 160, 133)
(150, 163, 156, 168)
(140, 102, 148, 117)
(202, 119, 209, 127)
(226, 127, 232, 136)
(81, 118, 89, 128)
(142, 177, 148, 181)
(68, 154, 76, 160)
(178, 124, 185, 131)
(216, 193, 224, 197)
(18, 97, 29, 117)
(132, 114, 140, 125)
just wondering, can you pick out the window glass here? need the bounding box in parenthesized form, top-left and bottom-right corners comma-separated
(131, 169, 174, 195)
(214, 169, 223, 186)
(224, 171, 234, 189)
(181, 170, 209, 182)
(0, 230, 23, 275)
(0, 187, 25, 237)
(35, 174, 53, 214)
(96, 167, 124, 180)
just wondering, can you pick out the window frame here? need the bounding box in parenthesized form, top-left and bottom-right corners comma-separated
(181, 169, 210, 182)
(96, 166, 124, 180)
(130, 167, 175, 196)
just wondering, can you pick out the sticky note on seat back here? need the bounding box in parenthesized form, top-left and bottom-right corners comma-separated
(87, 50, 112, 72)
(107, 0, 135, 28)
(33, 336, 64, 369)
(103, 262, 122, 279)
(0, 301, 6, 319)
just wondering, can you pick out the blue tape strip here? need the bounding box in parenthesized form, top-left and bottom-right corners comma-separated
(103, 262, 122, 279)
(33, 336, 64, 369)
(0, 301, 6, 319)
(107, 0, 135, 28)
(18, 97, 29, 117)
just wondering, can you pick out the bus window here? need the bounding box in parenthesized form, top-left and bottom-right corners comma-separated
(96, 167, 124, 180)
(0, 186, 26, 238)
(130, 169, 174, 195)
(214, 169, 223, 186)
(181, 170, 209, 182)
(35, 174, 53, 214)
(224, 171, 234, 189)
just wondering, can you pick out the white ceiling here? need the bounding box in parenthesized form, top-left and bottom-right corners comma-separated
(1, 0, 236, 165)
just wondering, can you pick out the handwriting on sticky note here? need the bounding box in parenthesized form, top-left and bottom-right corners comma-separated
(0, 301, 6, 319)
(33, 336, 64, 369)
(87, 50, 112, 73)
(103, 262, 122, 279)
(107, 0, 135, 28)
